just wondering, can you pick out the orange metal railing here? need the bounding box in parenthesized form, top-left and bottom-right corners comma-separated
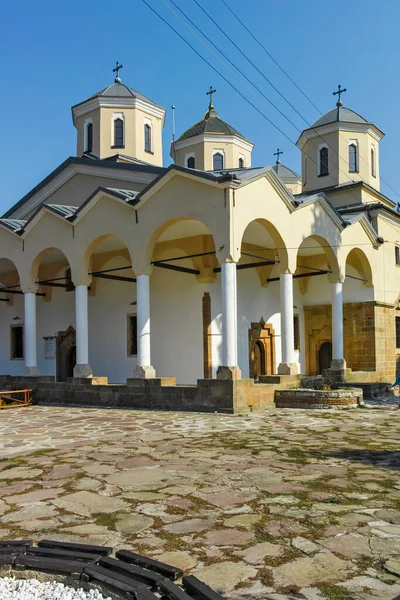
(0, 389, 32, 409)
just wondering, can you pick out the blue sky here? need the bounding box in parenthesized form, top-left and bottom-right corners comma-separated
(0, 0, 399, 213)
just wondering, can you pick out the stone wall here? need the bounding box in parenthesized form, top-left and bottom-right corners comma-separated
(304, 301, 395, 382)
(275, 388, 363, 409)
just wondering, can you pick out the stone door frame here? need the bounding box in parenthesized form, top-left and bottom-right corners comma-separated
(249, 319, 276, 378)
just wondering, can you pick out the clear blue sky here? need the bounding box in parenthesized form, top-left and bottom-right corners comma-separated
(1, 0, 399, 214)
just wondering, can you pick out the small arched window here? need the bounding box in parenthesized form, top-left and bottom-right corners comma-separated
(144, 124, 152, 153)
(371, 147, 376, 178)
(114, 118, 124, 147)
(213, 152, 224, 170)
(238, 157, 244, 168)
(319, 146, 329, 176)
(349, 144, 358, 173)
(187, 156, 195, 169)
(86, 123, 93, 153)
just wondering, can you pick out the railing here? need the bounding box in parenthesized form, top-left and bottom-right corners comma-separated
(0, 389, 32, 409)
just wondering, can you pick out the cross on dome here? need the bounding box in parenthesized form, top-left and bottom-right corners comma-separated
(113, 61, 123, 83)
(274, 148, 283, 165)
(333, 84, 347, 107)
(206, 86, 216, 109)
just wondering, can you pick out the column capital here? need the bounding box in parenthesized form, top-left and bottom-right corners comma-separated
(328, 274, 345, 284)
(135, 267, 153, 277)
(21, 285, 39, 295)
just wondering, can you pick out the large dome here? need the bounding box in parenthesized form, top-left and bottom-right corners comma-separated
(177, 107, 246, 142)
(310, 106, 369, 128)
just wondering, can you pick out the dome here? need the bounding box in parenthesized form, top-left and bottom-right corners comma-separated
(74, 81, 160, 109)
(310, 106, 369, 129)
(273, 163, 300, 180)
(177, 107, 246, 142)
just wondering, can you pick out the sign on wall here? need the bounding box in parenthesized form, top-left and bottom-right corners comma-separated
(44, 336, 56, 360)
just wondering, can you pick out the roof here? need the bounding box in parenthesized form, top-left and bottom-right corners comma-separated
(72, 81, 163, 113)
(311, 106, 369, 128)
(177, 106, 247, 142)
(272, 163, 300, 180)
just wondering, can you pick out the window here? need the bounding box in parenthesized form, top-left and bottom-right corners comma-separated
(144, 123, 152, 153)
(187, 156, 195, 169)
(65, 268, 74, 292)
(11, 325, 23, 360)
(304, 156, 307, 186)
(239, 157, 244, 168)
(348, 144, 358, 173)
(371, 147, 376, 178)
(319, 146, 329, 176)
(213, 152, 224, 170)
(396, 316, 400, 349)
(293, 315, 300, 351)
(396, 246, 400, 266)
(127, 314, 137, 356)
(114, 118, 124, 147)
(86, 123, 93, 153)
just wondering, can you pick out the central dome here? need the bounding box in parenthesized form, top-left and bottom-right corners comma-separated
(310, 106, 369, 128)
(177, 107, 246, 142)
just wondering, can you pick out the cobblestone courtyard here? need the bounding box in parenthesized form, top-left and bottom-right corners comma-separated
(0, 405, 399, 599)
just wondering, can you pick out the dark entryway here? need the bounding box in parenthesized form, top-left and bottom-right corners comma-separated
(56, 326, 76, 381)
(318, 341, 332, 374)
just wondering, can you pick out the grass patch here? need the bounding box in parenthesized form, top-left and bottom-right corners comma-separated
(92, 512, 119, 530)
(317, 584, 351, 599)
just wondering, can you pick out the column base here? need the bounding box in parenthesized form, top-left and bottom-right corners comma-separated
(277, 362, 298, 376)
(132, 365, 156, 379)
(217, 366, 242, 380)
(73, 363, 93, 378)
(330, 358, 347, 370)
(22, 366, 41, 377)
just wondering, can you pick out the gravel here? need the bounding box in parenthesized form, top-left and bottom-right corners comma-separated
(0, 577, 112, 599)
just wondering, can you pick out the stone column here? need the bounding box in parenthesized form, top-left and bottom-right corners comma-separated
(278, 273, 298, 375)
(217, 261, 241, 380)
(73, 284, 92, 378)
(331, 281, 346, 370)
(133, 274, 156, 378)
(23, 292, 40, 376)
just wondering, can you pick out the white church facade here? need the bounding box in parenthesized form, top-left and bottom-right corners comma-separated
(0, 71, 399, 397)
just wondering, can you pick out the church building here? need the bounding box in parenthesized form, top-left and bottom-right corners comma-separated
(0, 67, 399, 407)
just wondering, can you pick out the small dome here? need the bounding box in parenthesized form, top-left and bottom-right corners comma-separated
(273, 163, 300, 180)
(177, 107, 246, 142)
(310, 106, 369, 128)
(83, 82, 159, 107)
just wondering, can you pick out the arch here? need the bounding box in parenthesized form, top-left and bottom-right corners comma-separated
(319, 145, 329, 176)
(239, 218, 290, 275)
(213, 152, 224, 170)
(344, 247, 373, 287)
(348, 143, 358, 173)
(296, 234, 340, 282)
(0, 258, 22, 306)
(114, 118, 124, 148)
(239, 157, 245, 169)
(187, 156, 195, 169)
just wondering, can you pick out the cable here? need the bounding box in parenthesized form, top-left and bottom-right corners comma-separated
(161, 0, 302, 133)
(218, 0, 400, 200)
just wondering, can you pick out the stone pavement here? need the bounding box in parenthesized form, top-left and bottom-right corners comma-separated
(0, 405, 399, 599)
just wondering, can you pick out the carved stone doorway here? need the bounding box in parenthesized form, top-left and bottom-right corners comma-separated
(249, 319, 276, 379)
(56, 326, 76, 382)
(318, 341, 332, 374)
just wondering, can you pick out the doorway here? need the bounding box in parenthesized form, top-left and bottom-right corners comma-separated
(56, 326, 76, 381)
(318, 341, 332, 374)
(249, 319, 276, 379)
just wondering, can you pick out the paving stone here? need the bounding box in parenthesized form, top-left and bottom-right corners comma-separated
(4, 488, 63, 505)
(195, 490, 257, 508)
(192, 561, 258, 593)
(20, 517, 61, 531)
(63, 523, 110, 534)
(164, 518, 213, 534)
(201, 529, 255, 546)
(292, 537, 321, 555)
(223, 514, 262, 529)
(1, 504, 58, 523)
(154, 550, 197, 571)
(44, 465, 76, 479)
(161, 485, 197, 496)
(318, 533, 371, 559)
(375, 509, 400, 524)
(0, 467, 42, 480)
(52, 491, 129, 516)
(236, 541, 284, 563)
(338, 575, 400, 596)
(115, 514, 153, 533)
(370, 536, 400, 557)
(383, 557, 400, 577)
(73, 477, 102, 491)
(271, 551, 352, 587)
(105, 467, 168, 487)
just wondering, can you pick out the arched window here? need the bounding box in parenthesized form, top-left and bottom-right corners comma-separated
(187, 156, 195, 169)
(213, 152, 224, 170)
(86, 123, 93, 153)
(114, 118, 124, 147)
(144, 124, 152, 153)
(371, 147, 376, 178)
(238, 157, 244, 168)
(349, 144, 358, 173)
(319, 146, 329, 176)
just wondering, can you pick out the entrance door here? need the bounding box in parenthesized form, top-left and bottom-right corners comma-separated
(318, 341, 332, 374)
(249, 320, 276, 378)
(56, 326, 76, 381)
(253, 341, 266, 380)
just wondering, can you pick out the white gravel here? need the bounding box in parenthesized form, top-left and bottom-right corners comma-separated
(0, 577, 112, 599)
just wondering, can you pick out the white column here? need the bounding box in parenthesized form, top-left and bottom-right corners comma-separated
(133, 274, 155, 378)
(217, 262, 241, 379)
(331, 281, 346, 370)
(23, 292, 40, 376)
(73, 285, 92, 378)
(278, 273, 298, 375)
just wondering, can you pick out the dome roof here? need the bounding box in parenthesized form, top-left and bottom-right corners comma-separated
(177, 107, 246, 142)
(273, 163, 300, 180)
(85, 82, 158, 106)
(310, 106, 369, 128)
